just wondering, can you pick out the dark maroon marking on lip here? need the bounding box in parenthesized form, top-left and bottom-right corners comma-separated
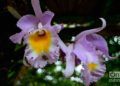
(37, 30, 46, 37)
(42, 55, 48, 60)
(91, 72, 103, 77)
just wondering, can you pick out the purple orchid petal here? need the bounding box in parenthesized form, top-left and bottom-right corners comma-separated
(63, 44, 75, 77)
(9, 31, 25, 44)
(75, 18, 106, 41)
(74, 18, 106, 53)
(78, 52, 106, 85)
(82, 65, 91, 86)
(48, 46, 60, 64)
(91, 64, 106, 82)
(82, 63, 106, 86)
(52, 24, 63, 33)
(31, 0, 42, 18)
(73, 42, 98, 64)
(73, 44, 87, 63)
(23, 56, 30, 67)
(73, 18, 107, 63)
(24, 47, 47, 68)
(58, 37, 68, 54)
(46, 31, 61, 64)
(33, 57, 47, 68)
(17, 15, 39, 32)
(40, 11, 54, 25)
(86, 34, 109, 55)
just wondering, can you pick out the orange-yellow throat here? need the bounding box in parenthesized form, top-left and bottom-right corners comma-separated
(87, 63, 98, 72)
(28, 30, 52, 54)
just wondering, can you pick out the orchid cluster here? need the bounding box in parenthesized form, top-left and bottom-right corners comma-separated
(9, 0, 114, 86)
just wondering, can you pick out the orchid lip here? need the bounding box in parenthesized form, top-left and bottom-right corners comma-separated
(87, 63, 98, 72)
(28, 29, 52, 54)
(37, 30, 46, 36)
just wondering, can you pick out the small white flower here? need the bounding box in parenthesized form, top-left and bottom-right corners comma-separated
(70, 76, 83, 83)
(69, 24, 76, 28)
(109, 40, 114, 45)
(55, 61, 62, 66)
(45, 75, 53, 81)
(63, 24, 68, 28)
(118, 40, 120, 45)
(70, 76, 75, 81)
(37, 68, 44, 74)
(71, 36, 75, 42)
(74, 77, 83, 83)
(114, 36, 118, 42)
(54, 65, 63, 72)
(75, 64, 84, 74)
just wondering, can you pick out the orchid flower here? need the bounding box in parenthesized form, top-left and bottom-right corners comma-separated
(64, 18, 113, 86)
(9, 0, 67, 68)
(73, 18, 113, 86)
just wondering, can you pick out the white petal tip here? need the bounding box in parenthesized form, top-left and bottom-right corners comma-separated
(99, 18, 106, 29)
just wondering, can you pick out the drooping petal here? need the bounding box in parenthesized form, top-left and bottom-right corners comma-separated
(31, 0, 43, 18)
(40, 11, 54, 25)
(73, 42, 96, 64)
(86, 34, 109, 55)
(75, 18, 106, 41)
(17, 15, 39, 32)
(9, 31, 25, 44)
(76, 36, 96, 52)
(63, 44, 75, 77)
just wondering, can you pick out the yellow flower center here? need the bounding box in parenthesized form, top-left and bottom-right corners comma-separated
(87, 63, 98, 72)
(28, 29, 52, 54)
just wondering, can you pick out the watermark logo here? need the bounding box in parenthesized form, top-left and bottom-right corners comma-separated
(109, 71, 120, 82)
(109, 71, 120, 78)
